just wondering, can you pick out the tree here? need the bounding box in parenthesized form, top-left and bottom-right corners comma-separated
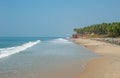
(74, 22, 120, 37)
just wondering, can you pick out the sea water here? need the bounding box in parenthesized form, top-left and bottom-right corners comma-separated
(0, 37, 98, 78)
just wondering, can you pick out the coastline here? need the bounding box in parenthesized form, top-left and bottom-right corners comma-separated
(73, 38, 120, 78)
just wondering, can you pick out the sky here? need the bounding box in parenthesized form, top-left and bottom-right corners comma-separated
(0, 0, 120, 37)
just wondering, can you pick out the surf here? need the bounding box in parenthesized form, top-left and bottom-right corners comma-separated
(49, 38, 72, 44)
(0, 40, 41, 58)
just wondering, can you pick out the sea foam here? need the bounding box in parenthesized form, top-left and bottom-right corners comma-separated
(50, 38, 72, 44)
(0, 40, 41, 58)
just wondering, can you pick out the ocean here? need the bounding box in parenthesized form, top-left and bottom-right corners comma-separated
(0, 37, 98, 78)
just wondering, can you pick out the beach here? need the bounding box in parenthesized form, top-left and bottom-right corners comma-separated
(73, 38, 120, 78)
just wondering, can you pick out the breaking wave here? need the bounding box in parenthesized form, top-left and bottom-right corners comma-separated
(0, 40, 41, 58)
(50, 38, 72, 44)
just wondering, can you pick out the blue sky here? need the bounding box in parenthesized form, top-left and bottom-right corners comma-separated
(0, 0, 120, 37)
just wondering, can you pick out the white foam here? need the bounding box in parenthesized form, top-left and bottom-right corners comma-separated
(50, 38, 72, 44)
(0, 40, 41, 58)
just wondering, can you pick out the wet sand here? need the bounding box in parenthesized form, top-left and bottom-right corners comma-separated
(73, 38, 120, 78)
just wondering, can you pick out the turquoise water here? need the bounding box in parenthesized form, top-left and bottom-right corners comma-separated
(0, 37, 98, 78)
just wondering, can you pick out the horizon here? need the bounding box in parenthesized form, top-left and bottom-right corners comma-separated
(0, 0, 120, 37)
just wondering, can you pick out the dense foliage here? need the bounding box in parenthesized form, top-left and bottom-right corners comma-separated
(74, 22, 120, 37)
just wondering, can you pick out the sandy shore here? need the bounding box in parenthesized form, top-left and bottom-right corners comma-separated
(73, 38, 120, 78)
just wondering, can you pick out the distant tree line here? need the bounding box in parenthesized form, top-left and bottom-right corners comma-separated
(74, 22, 120, 37)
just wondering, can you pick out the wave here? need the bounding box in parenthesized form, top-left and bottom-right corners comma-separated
(0, 40, 41, 59)
(50, 38, 72, 44)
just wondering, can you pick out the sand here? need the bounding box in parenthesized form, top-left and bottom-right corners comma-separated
(73, 38, 120, 78)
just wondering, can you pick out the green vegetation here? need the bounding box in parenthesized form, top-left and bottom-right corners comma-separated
(74, 22, 120, 37)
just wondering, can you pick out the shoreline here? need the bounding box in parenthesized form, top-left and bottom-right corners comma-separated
(73, 38, 120, 78)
